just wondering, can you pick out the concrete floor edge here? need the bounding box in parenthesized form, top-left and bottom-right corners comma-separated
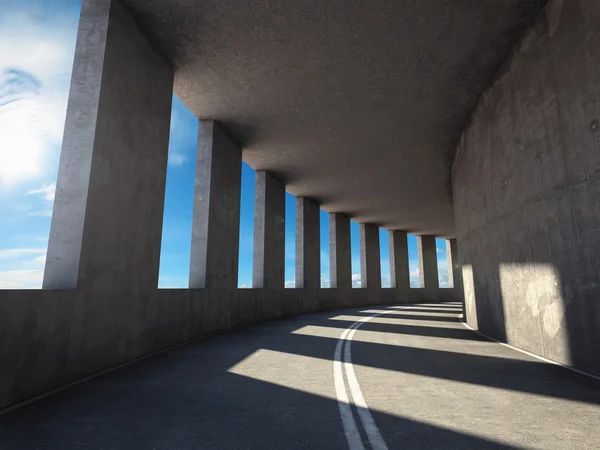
(0, 291, 458, 413)
(461, 322, 600, 382)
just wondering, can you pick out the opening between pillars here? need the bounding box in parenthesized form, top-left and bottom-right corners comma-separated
(408, 234, 421, 288)
(436, 237, 451, 288)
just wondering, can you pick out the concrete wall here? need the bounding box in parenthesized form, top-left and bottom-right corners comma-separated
(453, 0, 600, 375)
(0, 287, 460, 411)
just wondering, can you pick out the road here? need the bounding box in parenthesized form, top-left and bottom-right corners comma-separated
(1, 302, 599, 449)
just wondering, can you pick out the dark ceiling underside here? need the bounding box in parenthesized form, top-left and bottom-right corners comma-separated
(123, 0, 546, 237)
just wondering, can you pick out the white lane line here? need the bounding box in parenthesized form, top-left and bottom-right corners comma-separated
(344, 320, 389, 450)
(334, 325, 366, 450)
(334, 308, 393, 450)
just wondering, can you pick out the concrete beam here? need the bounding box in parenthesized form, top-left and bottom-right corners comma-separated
(329, 213, 351, 289)
(389, 230, 410, 293)
(360, 223, 381, 289)
(417, 235, 438, 290)
(43, 0, 173, 290)
(253, 171, 285, 289)
(295, 197, 320, 289)
(189, 121, 242, 289)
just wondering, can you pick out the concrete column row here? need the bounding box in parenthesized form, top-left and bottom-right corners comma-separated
(42, 0, 460, 294)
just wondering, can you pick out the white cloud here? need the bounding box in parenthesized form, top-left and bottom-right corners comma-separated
(168, 152, 186, 167)
(0, 246, 46, 289)
(285, 280, 295, 288)
(437, 258, 450, 288)
(26, 182, 55, 201)
(410, 267, 421, 288)
(0, 269, 43, 289)
(238, 283, 252, 289)
(381, 276, 391, 288)
(0, 4, 77, 188)
(0, 247, 46, 259)
(352, 272, 362, 288)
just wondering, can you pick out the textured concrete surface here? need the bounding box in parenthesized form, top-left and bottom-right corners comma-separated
(389, 230, 411, 294)
(453, 0, 600, 375)
(44, 0, 173, 290)
(189, 121, 242, 289)
(253, 171, 286, 289)
(115, 0, 546, 236)
(1, 303, 598, 449)
(329, 213, 352, 289)
(359, 223, 381, 289)
(295, 197, 320, 289)
(418, 235, 439, 290)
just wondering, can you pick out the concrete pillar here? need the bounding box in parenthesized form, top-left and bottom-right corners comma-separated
(43, 0, 173, 290)
(417, 235, 439, 290)
(189, 121, 242, 289)
(296, 197, 320, 289)
(360, 223, 381, 288)
(253, 171, 285, 289)
(389, 230, 410, 292)
(329, 213, 351, 289)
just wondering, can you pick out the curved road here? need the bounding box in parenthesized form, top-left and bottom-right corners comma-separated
(1, 302, 600, 449)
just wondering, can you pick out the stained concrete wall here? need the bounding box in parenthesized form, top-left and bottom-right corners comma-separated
(453, 0, 600, 375)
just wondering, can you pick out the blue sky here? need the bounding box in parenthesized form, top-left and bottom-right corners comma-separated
(0, 0, 450, 289)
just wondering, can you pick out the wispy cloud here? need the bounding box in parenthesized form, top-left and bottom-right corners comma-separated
(0, 247, 46, 259)
(168, 152, 186, 167)
(0, 2, 78, 188)
(26, 182, 55, 201)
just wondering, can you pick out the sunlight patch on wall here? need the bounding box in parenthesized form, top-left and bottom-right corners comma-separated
(462, 265, 478, 329)
(498, 263, 567, 357)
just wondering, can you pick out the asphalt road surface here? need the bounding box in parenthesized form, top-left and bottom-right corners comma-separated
(1, 302, 599, 449)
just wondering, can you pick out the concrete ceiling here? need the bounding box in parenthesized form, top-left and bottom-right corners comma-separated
(123, 0, 545, 237)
